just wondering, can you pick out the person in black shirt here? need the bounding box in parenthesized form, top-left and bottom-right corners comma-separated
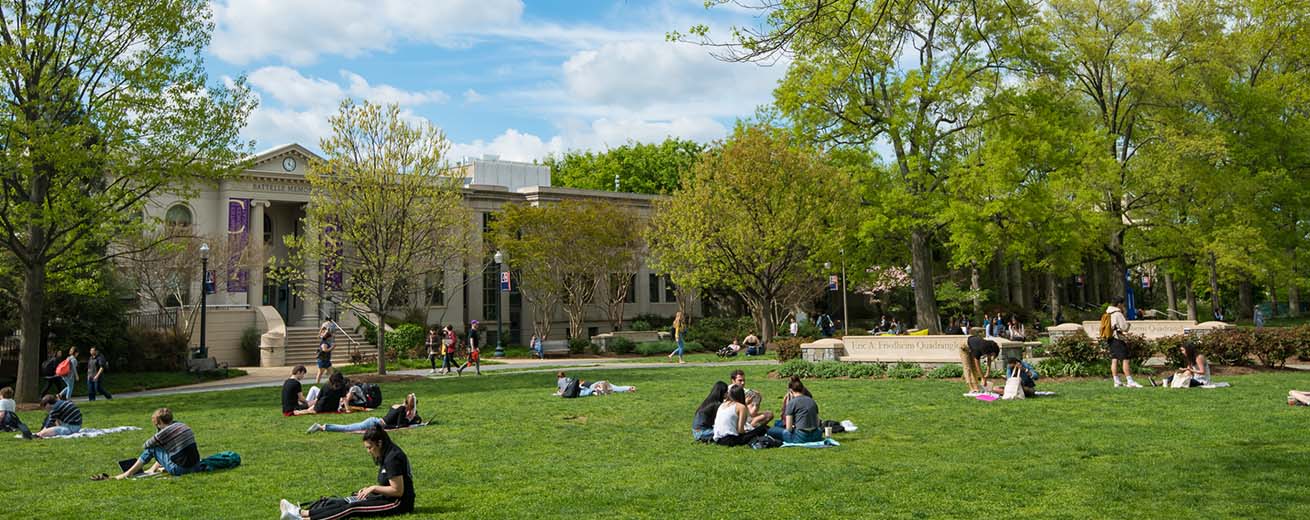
(283, 366, 309, 416)
(692, 381, 728, 442)
(456, 320, 481, 376)
(306, 394, 422, 434)
(960, 332, 999, 394)
(280, 425, 415, 520)
(306, 371, 348, 414)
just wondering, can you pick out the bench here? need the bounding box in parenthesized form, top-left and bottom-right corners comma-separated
(541, 340, 571, 358)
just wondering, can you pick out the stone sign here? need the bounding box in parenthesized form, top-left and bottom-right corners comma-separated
(1080, 320, 1197, 340)
(839, 335, 966, 363)
(800, 338, 844, 362)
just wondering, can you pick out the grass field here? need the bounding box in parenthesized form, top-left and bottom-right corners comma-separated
(35, 369, 247, 397)
(4, 366, 1310, 518)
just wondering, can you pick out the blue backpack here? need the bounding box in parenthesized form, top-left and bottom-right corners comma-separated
(200, 451, 241, 471)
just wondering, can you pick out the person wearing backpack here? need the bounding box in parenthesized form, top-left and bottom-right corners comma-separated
(41, 354, 66, 396)
(56, 347, 78, 400)
(1103, 296, 1142, 388)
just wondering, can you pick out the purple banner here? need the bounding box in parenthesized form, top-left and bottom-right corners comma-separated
(227, 199, 250, 292)
(324, 222, 343, 290)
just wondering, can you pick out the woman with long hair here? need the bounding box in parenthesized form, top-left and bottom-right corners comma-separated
(712, 386, 769, 446)
(768, 377, 822, 443)
(279, 425, 415, 519)
(667, 311, 686, 364)
(692, 381, 728, 442)
(307, 394, 421, 434)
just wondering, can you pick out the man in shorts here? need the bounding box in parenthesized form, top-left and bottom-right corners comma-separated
(1106, 296, 1142, 388)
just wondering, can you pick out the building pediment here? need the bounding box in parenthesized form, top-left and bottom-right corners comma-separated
(245, 143, 323, 175)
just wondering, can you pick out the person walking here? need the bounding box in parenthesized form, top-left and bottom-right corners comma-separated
(457, 320, 482, 376)
(57, 347, 78, 400)
(425, 327, 440, 375)
(667, 311, 686, 364)
(40, 353, 66, 396)
(1104, 296, 1142, 388)
(86, 347, 112, 401)
(315, 319, 336, 385)
(440, 325, 458, 375)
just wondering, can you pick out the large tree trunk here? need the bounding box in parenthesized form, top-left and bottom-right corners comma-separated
(1089, 262, 1101, 305)
(909, 229, 940, 334)
(995, 251, 1010, 306)
(1238, 280, 1254, 320)
(1010, 260, 1024, 309)
(375, 311, 387, 374)
(1207, 252, 1222, 318)
(1108, 230, 1128, 301)
(1164, 273, 1177, 318)
(1291, 285, 1301, 318)
(1046, 273, 1060, 323)
(969, 265, 981, 314)
(1184, 282, 1197, 321)
(16, 262, 47, 403)
(1269, 283, 1278, 319)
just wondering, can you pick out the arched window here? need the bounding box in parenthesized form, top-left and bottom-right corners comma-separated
(263, 214, 273, 244)
(165, 204, 193, 229)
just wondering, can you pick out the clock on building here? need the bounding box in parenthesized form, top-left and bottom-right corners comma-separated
(282, 157, 297, 171)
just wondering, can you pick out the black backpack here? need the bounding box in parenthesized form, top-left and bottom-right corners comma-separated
(561, 378, 581, 398)
(42, 357, 60, 377)
(361, 383, 383, 409)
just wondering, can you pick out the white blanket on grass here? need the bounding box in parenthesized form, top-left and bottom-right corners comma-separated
(781, 438, 841, 449)
(19, 426, 140, 439)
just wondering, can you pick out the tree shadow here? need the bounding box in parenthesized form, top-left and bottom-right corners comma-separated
(411, 504, 464, 515)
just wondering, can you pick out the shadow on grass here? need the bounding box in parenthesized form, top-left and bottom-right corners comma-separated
(411, 505, 465, 515)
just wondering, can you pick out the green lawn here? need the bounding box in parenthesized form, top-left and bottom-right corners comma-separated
(4, 367, 1310, 518)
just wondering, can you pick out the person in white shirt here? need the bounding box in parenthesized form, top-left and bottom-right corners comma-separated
(788, 317, 799, 336)
(1105, 297, 1141, 388)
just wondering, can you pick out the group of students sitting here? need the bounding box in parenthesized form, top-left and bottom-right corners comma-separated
(691, 369, 825, 447)
(716, 333, 765, 357)
(0, 386, 90, 439)
(282, 366, 385, 416)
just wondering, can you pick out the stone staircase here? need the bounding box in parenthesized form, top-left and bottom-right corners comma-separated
(284, 326, 376, 367)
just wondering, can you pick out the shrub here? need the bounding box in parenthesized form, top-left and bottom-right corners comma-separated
(811, 361, 849, 378)
(796, 320, 822, 338)
(1196, 329, 1254, 366)
(385, 323, 426, 358)
(240, 326, 261, 364)
(845, 363, 886, 379)
(569, 337, 591, 355)
(926, 364, 963, 379)
(772, 336, 808, 362)
(120, 327, 189, 372)
(1152, 335, 1188, 367)
(609, 337, 637, 355)
(777, 359, 814, 378)
(629, 320, 652, 332)
(1251, 328, 1302, 368)
(686, 316, 755, 351)
(1034, 359, 1148, 378)
(887, 362, 924, 379)
(1045, 331, 1104, 364)
(633, 313, 673, 331)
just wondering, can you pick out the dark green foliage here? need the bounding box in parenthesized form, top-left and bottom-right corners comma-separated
(632, 313, 673, 331)
(845, 362, 886, 379)
(685, 316, 755, 351)
(795, 320, 822, 338)
(887, 362, 925, 379)
(629, 319, 652, 332)
(119, 328, 189, 372)
(545, 137, 704, 195)
(778, 359, 814, 378)
(811, 361, 848, 378)
(385, 323, 426, 358)
(634, 340, 703, 356)
(926, 364, 964, 379)
(240, 327, 261, 364)
(1045, 331, 1105, 364)
(569, 337, 591, 355)
(609, 337, 637, 355)
(772, 336, 808, 361)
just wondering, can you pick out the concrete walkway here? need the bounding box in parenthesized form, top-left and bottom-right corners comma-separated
(105, 357, 779, 400)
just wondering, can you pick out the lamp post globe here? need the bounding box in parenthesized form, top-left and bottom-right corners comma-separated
(493, 250, 505, 357)
(198, 243, 210, 359)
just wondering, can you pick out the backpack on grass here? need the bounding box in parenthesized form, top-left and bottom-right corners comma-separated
(200, 451, 241, 471)
(361, 383, 382, 409)
(55, 358, 72, 377)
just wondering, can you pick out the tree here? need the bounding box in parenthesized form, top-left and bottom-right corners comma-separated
(684, 0, 1038, 333)
(0, 0, 254, 401)
(489, 204, 563, 342)
(274, 100, 473, 374)
(593, 207, 647, 331)
(546, 138, 703, 195)
(647, 124, 854, 341)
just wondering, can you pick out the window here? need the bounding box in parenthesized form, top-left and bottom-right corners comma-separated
(263, 215, 273, 245)
(387, 279, 410, 309)
(483, 262, 499, 321)
(649, 273, 660, 303)
(625, 274, 637, 304)
(664, 275, 677, 303)
(426, 271, 445, 306)
(165, 204, 192, 229)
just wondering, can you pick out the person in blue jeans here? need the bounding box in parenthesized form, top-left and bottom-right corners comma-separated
(86, 347, 113, 401)
(767, 377, 823, 444)
(58, 346, 79, 400)
(692, 381, 728, 442)
(111, 408, 201, 479)
(667, 311, 685, 364)
(531, 335, 544, 359)
(307, 394, 421, 434)
(36, 394, 83, 438)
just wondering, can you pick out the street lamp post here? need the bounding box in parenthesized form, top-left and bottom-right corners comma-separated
(841, 248, 848, 336)
(493, 250, 505, 357)
(198, 243, 210, 359)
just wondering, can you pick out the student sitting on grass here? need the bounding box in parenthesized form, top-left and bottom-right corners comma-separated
(0, 386, 33, 439)
(1162, 342, 1210, 388)
(109, 408, 201, 479)
(279, 425, 415, 520)
(692, 381, 728, 442)
(712, 386, 770, 447)
(990, 358, 1038, 398)
(1289, 390, 1310, 406)
(302, 371, 350, 415)
(717, 338, 742, 357)
(283, 366, 310, 416)
(767, 377, 822, 443)
(743, 389, 774, 428)
(307, 394, 421, 433)
(35, 394, 82, 438)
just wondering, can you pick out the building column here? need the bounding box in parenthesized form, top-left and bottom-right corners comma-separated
(300, 203, 320, 324)
(216, 184, 231, 305)
(248, 200, 269, 308)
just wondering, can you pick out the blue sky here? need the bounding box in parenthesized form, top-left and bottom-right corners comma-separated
(205, 0, 787, 162)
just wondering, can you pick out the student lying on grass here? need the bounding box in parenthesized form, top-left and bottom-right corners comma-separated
(307, 394, 422, 433)
(554, 372, 637, 397)
(279, 425, 415, 520)
(1288, 390, 1310, 406)
(100, 408, 201, 480)
(35, 394, 83, 438)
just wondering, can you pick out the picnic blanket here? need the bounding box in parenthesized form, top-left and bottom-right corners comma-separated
(782, 438, 841, 449)
(19, 426, 140, 439)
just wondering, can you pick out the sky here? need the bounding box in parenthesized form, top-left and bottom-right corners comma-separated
(205, 0, 787, 163)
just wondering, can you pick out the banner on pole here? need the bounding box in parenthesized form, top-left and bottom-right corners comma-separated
(500, 271, 512, 292)
(828, 275, 839, 291)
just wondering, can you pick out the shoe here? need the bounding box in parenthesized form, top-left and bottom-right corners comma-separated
(1113, 381, 1123, 388)
(306, 423, 321, 434)
(428, 369, 436, 374)
(280, 499, 299, 520)
(1126, 380, 1143, 388)
(1148, 377, 1159, 387)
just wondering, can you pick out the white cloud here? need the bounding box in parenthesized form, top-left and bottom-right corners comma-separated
(449, 129, 563, 163)
(463, 89, 484, 104)
(341, 71, 448, 105)
(448, 116, 728, 164)
(210, 0, 525, 65)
